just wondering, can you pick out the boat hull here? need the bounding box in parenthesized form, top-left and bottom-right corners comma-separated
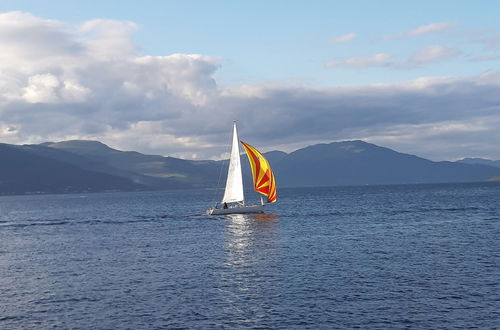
(207, 204, 264, 215)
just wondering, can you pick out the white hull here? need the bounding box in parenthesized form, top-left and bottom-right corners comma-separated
(207, 204, 264, 215)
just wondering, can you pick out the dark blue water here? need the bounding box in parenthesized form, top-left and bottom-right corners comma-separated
(1, 183, 499, 329)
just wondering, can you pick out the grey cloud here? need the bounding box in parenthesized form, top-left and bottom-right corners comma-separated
(200, 76, 500, 159)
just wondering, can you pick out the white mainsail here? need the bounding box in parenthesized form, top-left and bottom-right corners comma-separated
(221, 122, 245, 203)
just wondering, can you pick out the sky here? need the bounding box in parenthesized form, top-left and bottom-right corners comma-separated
(0, 1, 500, 161)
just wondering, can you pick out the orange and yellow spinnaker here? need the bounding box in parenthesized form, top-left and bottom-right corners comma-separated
(240, 141, 277, 203)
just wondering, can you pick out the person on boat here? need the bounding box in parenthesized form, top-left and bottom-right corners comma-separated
(223, 202, 228, 209)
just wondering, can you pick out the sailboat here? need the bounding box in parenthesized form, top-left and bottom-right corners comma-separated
(206, 122, 277, 215)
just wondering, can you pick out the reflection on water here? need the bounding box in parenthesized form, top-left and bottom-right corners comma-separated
(221, 213, 281, 323)
(252, 213, 279, 222)
(224, 213, 279, 260)
(225, 214, 253, 252)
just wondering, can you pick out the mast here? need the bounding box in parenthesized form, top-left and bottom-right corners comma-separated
(221, 122, 245, 204)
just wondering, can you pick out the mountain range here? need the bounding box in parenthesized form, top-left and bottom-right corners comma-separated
(1, 140, 499, 195)
(456, 157, 500, 168)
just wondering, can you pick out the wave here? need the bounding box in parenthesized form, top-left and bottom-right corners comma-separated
(0, 221, 69, 228)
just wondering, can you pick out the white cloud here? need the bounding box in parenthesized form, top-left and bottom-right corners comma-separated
(79, 19, 138, 60)
(407, 45, 460, 66)
(61, 80, 92, 102)
(386, 21, 455, 39)
(133, 54, 219, 106)
(325, 53, 392, 68)
(330, 33, 357, 44)
(325, 46, 460, 70)
(0, 11, 82, 73)
(21, 74, 90, 104)
(23, 73, 61, 103)
(406, 22, 455, 36)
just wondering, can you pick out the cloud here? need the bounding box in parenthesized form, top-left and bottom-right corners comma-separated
(207, 72, 500, 161)
(361, 114, 500, 161)
(0, 11, 219, 137)
(0, 11, 83, 72)
(22, 73, 61, 103)
(463, 32, 500, 61)
(406, 22, 455, 36)
(386, 21, 456, 39)
(469, 54, 500, 62)
(325, 53, 392, 68)
(1, 12, 500, 161)
(78, 19, 138, 60)
(325, 46, 459, 70)
(482, 35, 500, 50)
(405, 45, 460, 67)
(330, 33, 357, 44)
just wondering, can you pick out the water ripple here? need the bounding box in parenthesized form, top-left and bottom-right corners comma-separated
(1, 184, 499, 329)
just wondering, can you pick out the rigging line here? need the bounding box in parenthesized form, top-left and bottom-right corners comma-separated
(210, 131, 232, 207)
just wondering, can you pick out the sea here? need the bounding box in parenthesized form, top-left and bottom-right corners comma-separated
(1, 182, 499, 329)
